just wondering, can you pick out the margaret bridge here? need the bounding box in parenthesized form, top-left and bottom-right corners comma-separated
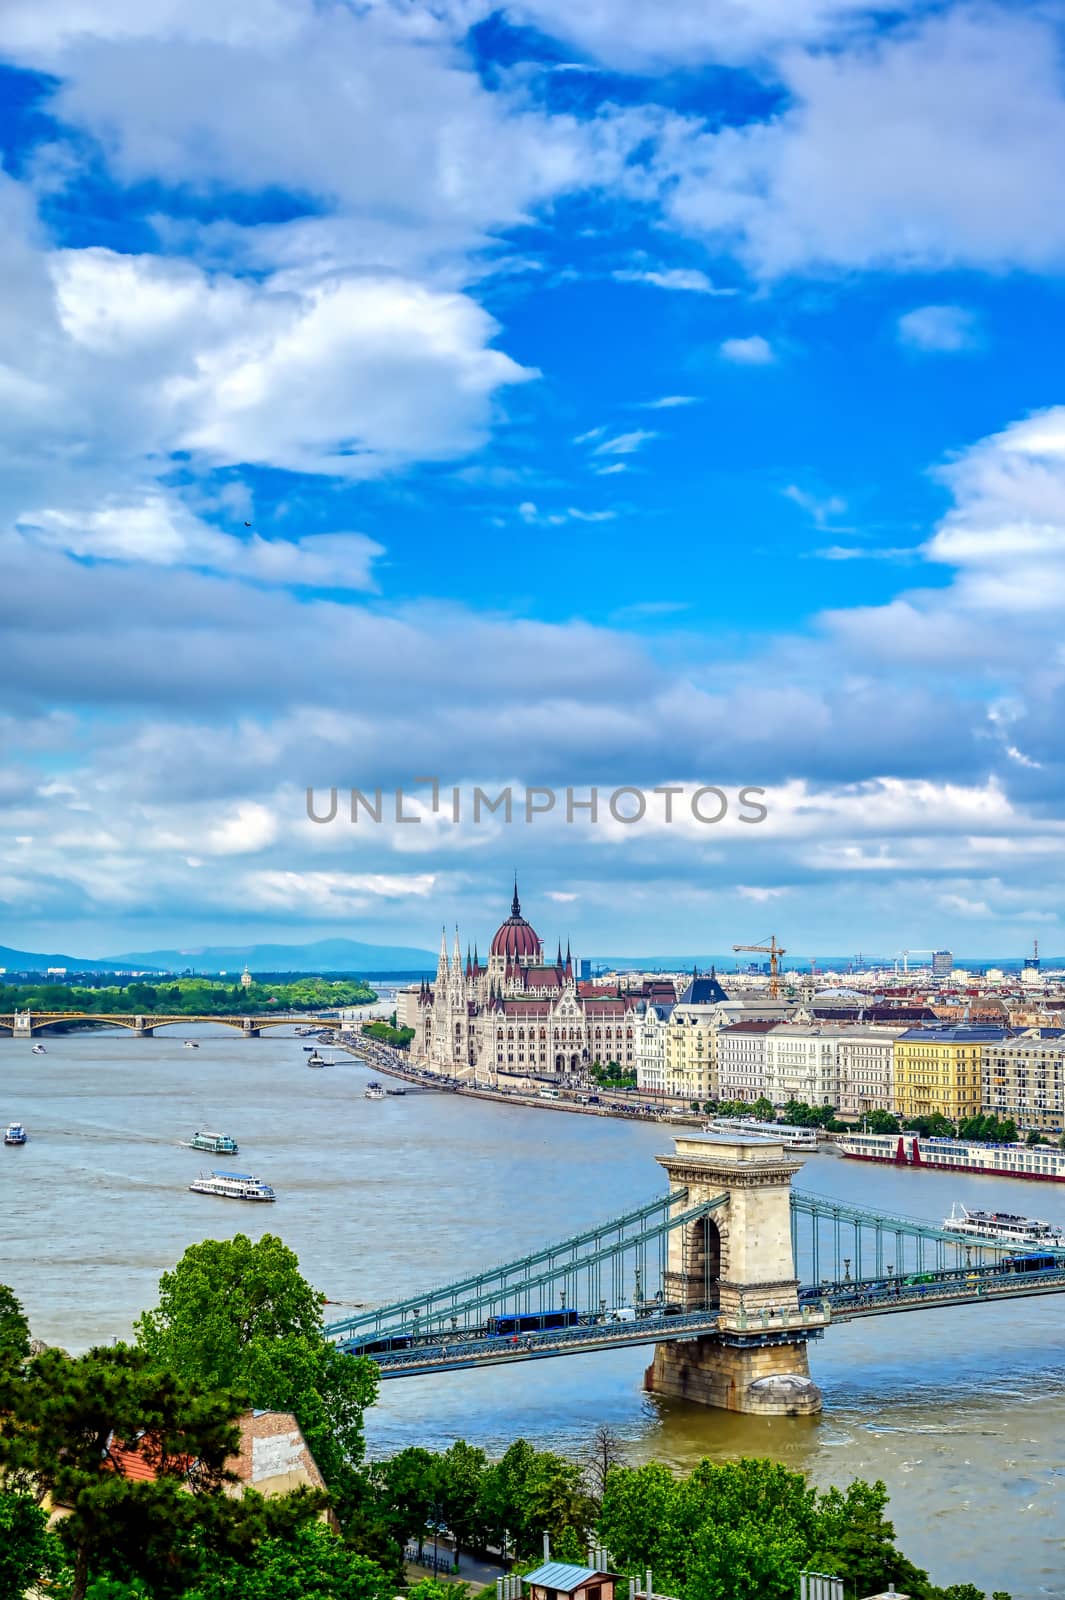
(0, 1010, 339, 1037)
(323, 1133, 1065, 1415)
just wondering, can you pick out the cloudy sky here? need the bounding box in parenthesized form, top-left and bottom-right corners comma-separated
(3, 0, 1065, 961)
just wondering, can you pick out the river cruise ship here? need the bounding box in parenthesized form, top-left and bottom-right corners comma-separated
(189, 1170, 275, 1202)
(943, 1202, 1065, 1247)
(183, 1130, 238, 1155)
(708, 1117, 819, 1152)
(839, 1130, 1065, 1183)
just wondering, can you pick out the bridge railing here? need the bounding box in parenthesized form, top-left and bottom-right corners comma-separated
(326, 1188, 730, 1346)
(789, 1189, 1063, 1287)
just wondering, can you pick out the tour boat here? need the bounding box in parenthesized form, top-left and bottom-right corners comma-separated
(183, 1040, 199, 1049)
(4, 1122, 27, 1146)
(31, 1044, 46, 1054)
(183, 1130, 239, 1155)
(189, 1170, 275, 1202)
(839, 1130, 1065, 1183)
(943, 1202, 1065, 1248)
(307, 1053, 326, 1068)
(364, 1082, 386, 1100)
(709, 1116, 818, 1152)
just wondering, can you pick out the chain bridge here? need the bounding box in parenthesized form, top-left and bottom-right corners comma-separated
(325, 1134, 1065, 1416)
(0, 1010, 337, 1037)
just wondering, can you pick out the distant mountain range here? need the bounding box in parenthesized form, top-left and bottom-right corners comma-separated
(0, 937, 438, 975)
(1, 939, 1057, 978)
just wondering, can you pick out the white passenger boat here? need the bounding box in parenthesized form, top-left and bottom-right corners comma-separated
(307, 1052, 326, 1067)
(183, 1040, 199, 1049)
(943, 1202, 1065, 1248)
(189, 1169, 275, 1202)
(31, 1044, 46, 1054)
(4, 1122, 27, 1146)
(709, 1116, 818, 1152)
(840, 1130, 1065, 1183)
(183, 1130, 239, 1155)
(364, 1082, 386, 1100)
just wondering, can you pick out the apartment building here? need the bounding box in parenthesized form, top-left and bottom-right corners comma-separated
(982, 1030, 1065, 1132)
(634, 1000, 674, 1097)
(715, 1020, 779, 1104)
(836, 1027, 906, 1117)
(762, 1026, 841, 1108)
(894, 1025, 1009, 1123)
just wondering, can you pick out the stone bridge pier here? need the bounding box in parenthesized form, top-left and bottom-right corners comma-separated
(645, 1135, 825, 1417)
(13, 1011, 33, 1037)
(241, 1020, 261, 1037)
(133, 1015, 155, 1037)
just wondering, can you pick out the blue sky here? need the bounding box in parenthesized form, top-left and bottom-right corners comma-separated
(3, 0, 1065, 960)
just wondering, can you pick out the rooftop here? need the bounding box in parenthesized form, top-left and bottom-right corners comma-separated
(523, 1563, 616, 1591)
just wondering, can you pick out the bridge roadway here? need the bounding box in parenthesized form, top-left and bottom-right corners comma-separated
(338, 1264, 1065, 1379)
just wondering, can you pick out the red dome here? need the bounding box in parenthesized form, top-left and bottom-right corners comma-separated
(490, 883, 541, 962)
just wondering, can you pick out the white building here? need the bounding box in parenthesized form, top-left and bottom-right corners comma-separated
(763, 1026, 841, 1108)
(835, 1027, 905, 1117)
(715, 1021, 780, 1104)
(634, 1001, 673, 1096)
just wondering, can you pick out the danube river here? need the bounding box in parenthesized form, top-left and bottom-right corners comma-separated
(3, 1027, 1065, 1597)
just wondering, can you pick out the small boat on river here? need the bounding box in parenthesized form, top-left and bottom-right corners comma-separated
(5, 1122, 27, 1146)
(189, 1170, 275, 1202)
(307, 1053, 326, 1068)
(365, 1082, 386, 1100)
(183, 1130, 239, 1155)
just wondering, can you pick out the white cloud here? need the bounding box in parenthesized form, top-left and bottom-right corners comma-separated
(897, 304, 979, 352)
(782, 484, 847, 527)
(656, 9, 1065, 278)
(612, 267, 733, 294)
(813, 545, 916, 563)
(643, 395, 698, 409)
(206, 803, 279, 856)
(720, 335, 774, 365)
(591, 429, 658, 456)
(498, 0, 916, 71)
(592, 462, 629, 476)
(17, 495, 383, 587)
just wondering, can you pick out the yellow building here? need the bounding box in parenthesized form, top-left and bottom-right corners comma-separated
(893, 1026, 1009, 1122)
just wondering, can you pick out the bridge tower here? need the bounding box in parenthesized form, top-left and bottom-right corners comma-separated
(13, 1010, 33, 1037)
(241, 1019, 261, 1037)
(132, 1015, 155, 1037)
(645, 1135, 824, 1416)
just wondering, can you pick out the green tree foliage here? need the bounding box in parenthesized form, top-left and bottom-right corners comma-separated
(481, 1439, 595, 1562)
(135, 1235, 378, 1498)
(864, 1110, 901, 1134)
(362, 1020, 416, 1049)
(185, 1522, 388, 1600)
(957, 1115, 1018, 1144)
(0, 1285, 30, 1377)
(407, 1580, 470, 1600)
(599, 1459, 932, 1600)
(0, 1489, 64, 1600)
(0, 975, 375, 1019)
(750, 1097, 775, 1120)
(0, 1343, 319, 1600)
(904, 1113, 957, 1138)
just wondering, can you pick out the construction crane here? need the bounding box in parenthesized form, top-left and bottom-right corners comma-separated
(732, 936, 787, 998)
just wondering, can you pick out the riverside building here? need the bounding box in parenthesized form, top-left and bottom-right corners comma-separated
(982, 1031, 1065, 1133)
(893, 1024, 1010, 1123)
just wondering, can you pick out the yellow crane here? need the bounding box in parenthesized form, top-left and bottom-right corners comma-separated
(732, 936, 787, 998)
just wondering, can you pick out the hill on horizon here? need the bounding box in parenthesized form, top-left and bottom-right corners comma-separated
(0, 937, 438, 975)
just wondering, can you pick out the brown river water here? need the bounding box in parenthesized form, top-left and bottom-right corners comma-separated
(2, 1028, 1064, 1597)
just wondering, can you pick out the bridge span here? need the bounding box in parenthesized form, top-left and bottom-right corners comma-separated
(0, 1010, 338, 1036)
(325, 1133, 1065, 1416)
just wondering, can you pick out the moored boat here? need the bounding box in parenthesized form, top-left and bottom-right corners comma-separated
(4, 1122, 27, 1146)
(189, 1169, 275, 1202)
(708, 1116, 818, 1152)
(839, 1130, 1065, 1183)
(183, 1130, 239, 1155)
(943, 1202, 1065, 1247)
(307, 1053, 326, 1067)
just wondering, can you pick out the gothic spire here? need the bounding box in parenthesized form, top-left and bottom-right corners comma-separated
(511, 873, 521, 918)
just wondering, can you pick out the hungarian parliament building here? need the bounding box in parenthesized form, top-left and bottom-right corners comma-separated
(412, 883, 665, 1081)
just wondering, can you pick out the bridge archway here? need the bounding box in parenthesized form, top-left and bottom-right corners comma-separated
(682, 1214, 722, 1312)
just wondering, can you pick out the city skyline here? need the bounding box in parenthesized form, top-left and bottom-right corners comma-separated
(4, 3, 1065, 952)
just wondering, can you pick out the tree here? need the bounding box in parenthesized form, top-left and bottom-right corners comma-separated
(185, 1522, 388, 1600)
(0, 1285, 30, 1378)
(135, 1235, 378, 1496)
(583, 1424, 625, 1502)
(0, 1489, 63, 1600)
(371, 1446, 441, 1554)
(864, 1110, 900, 1135)
(751, 1098, 775, 1121)
(0, 1344, 318, 1600)
(437, 1440, 489, 1561)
